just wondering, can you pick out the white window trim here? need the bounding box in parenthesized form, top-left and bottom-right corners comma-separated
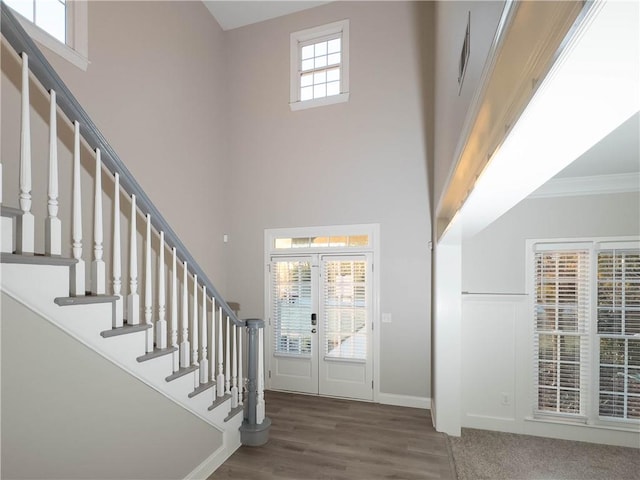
(289, 19, 350, 111)
(526, 236, 640, 431)
(9, 0, 89, 71)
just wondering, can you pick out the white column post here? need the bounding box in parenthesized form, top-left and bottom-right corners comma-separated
(179, 261, 190, 368)
(144, 214, 153, 352)
(155, 231, 167, 348)
(238, 326, 244, 406)
(225, 315, 231, 394)
(112, 173, 123, 327)
(231, 324, 238, 408)
(170, 247, 179, 371)
(127, 195, 139, 325)
(191, 274, 199, 387)
(69, 121, 85, 296)
(91, 149, 105, 295)
(44, 89, 61, 256)
(256, 328, 266, 424)
(200, 286, 209, 385)
(216, 306, 224, 397)
(16, 52, 34, 255)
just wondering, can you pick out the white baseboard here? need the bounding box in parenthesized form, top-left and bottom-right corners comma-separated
(378, 392, 431, 410)
(183, 435, 240, 480)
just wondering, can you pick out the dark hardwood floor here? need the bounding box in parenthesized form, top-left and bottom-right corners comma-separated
(210, 391, 456, 480)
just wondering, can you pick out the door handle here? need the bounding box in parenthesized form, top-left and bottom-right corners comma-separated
(311, 328, 317, 334)
(311, 313, 317, 325)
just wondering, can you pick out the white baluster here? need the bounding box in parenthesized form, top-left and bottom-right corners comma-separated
(217, 306, 224, 397)
(238, 326, 243, 406)
(144, 214, 153, 352)
(112, 173, 123, 327)
(91, 149, 105, 295)
(16, 52, 34, 255)
(180, 261, 190, 368)
(127, 195, 139, 325)
(171, 247, 179, 371)
(45, 89, 61, 256)
(256, 328, 266, 424)
(156, 231, 167, 348)
(191, 274, 199, 387)
(225, 315, 231, 394)
(69, 121, 85, 296)
(200, 286, 209, 385)
(231, 324, 238, 408)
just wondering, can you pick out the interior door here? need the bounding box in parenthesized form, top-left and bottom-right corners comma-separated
(269, 256, 318, 394)
(319, 254, 373, 400)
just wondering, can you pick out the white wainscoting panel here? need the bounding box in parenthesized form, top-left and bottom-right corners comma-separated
(461, 294, 527, 429)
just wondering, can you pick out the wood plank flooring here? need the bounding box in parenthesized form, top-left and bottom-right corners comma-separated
(210, 391, 456, 480)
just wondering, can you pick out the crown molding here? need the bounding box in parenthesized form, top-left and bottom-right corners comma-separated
(529, 173, 640, 199)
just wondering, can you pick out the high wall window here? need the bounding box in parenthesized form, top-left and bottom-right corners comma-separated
(4, 0, 88, 70)
(290, 19, 349, 111)
(532, 240, 640, 425)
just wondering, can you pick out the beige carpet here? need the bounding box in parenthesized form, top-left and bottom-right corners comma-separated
(448, 428, 640, 480)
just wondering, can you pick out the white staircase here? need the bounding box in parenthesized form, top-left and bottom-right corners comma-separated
(0, 3, 269, 476)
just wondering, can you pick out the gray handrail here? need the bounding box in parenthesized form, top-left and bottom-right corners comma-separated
(1, 3, 243, 327)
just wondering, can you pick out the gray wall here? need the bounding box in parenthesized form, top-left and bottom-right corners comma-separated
(2, 1, 435, 400)
(462, 192, 640, 293)
(223, 1, 433, 398)
(1, 0, 230, 296)
(1, 293, 222, 480)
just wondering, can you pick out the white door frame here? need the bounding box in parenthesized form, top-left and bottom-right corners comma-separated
(264, 224, 380, 402)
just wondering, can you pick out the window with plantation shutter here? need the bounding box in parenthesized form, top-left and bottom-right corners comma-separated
(597, 248, 640, 420)
(534, 248, 590, 415)
(531, 239, 640, 428)
(271, 259, 313, 356)
(322, 257, 368, 361)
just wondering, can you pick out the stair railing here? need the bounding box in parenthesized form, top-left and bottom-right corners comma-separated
(1, 2, 269, 445)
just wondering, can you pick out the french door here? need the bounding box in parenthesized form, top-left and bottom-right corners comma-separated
(268, 254, 373, 401)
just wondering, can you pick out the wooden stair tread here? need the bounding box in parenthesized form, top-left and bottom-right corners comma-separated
(165, 365, 199, 382)
(136, 347, 177, 363)
(55, 294, 118, 306)
(1, 206, 22, 218)
(208, 393, 232, 411)
(1, 252, 76, 266)
(101, 322, 151, 338)
(224, 404, 244, 422)
(188, 381, 216, 398)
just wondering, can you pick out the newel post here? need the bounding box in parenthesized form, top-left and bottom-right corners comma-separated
(239, 318, 271, 447)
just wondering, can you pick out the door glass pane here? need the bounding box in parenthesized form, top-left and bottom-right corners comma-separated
(272, 260, 312, 356)
(323, 258, 367, 360)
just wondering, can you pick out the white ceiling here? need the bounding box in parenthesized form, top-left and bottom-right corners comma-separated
(203, 1, 331, 31)
(554, 112, 639, 178)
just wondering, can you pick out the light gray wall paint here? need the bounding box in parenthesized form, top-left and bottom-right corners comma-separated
(462, 192, 640, 294)
(1, 0, 230, 297)
(223, 1, 433, 398)
(433, 1, 505, 210)
(1, 293, 222, 480)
